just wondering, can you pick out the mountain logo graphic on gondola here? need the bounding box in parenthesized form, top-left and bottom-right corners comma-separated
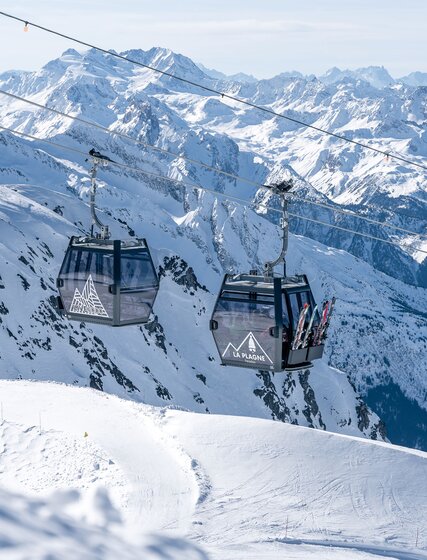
(69, 275, 109, 318)
(222, 332, 273, 365)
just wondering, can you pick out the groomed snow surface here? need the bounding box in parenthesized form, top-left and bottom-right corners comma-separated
(0, 380, 426, 560)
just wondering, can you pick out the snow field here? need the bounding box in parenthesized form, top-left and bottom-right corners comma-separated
(0, 381, 197, 534)
(163, 410, 427, 559)
(1, 380, 427, 559)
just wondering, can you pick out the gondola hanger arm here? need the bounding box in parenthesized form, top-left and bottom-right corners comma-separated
(264, 179, 293, 278)
(87, 149, 113, 240)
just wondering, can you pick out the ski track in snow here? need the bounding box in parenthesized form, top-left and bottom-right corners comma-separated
(1, 380, 427, 560)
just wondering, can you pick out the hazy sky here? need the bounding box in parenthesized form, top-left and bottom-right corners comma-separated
(0, 0, 426, 78)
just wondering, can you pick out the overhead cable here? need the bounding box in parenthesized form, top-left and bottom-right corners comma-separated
(0, 88, 424, 239)
(1, 124, 426, 256)
(1, 11, 427, 173)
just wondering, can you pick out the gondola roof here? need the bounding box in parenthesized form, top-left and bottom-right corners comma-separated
(68, 237, 149, 250)
(221, 273, 310, 293)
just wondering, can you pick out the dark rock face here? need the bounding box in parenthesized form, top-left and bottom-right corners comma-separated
(0, 302, 9, 316)
(356, 401, 372, 432)
(254, 370, 328, 430)
(254, 371, 292, 423)
(155, 382, 172, 400)
(298, 370, 326, 430)
(159, 256, 208, 294)
(88, 335, 139, 393)
(17, 274, 30, 291)
(254, 368, 386, 438)
(143, 317, 167, 354)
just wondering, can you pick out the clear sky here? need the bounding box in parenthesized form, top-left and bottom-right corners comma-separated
(0, 0, 426, 78)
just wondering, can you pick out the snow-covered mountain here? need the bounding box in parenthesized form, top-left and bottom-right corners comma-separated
(2, 380, 426, 560)
(118, 52, 426, 287)
(0, 47, 426, 449)
(400, 71, 427, 88)
(196, 63, 258, 84)
(319, 66, 395, 89)
(200, 62, 427, 90)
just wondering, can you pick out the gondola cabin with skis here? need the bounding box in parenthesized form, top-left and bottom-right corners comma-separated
(210, 179, 335, 371)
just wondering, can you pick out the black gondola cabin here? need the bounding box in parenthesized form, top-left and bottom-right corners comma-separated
(210, 273, 324, 371)
(56, 236, 159, 326)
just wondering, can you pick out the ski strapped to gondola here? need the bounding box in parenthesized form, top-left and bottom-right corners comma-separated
(313, 297, 336, 346)
(301, 304, 318, 348)
(291, 303, 310, 350)
(211, 178, 331, 371)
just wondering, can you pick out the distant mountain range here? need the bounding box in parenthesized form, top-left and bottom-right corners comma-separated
(198, 62, 427, 89)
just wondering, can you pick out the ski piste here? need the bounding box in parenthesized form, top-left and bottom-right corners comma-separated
(301, 304, 318, 348)
(313, 297, 336, 346)
(292, 303, 310, 350)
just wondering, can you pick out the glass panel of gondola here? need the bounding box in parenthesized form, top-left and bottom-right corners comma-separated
(288, 292, 301, 334)
(281, 296, 291, 358)
(212, 296, 277, 370)
(282, 299, 290, 330)
(308, 292, 321, 328)
(119, 249, 159, 323)
(58, 246, 114, 321)
(299, 290, 310, 309)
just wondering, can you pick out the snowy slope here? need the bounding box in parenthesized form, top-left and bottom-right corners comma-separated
(196, 63, 258, 84)
(400, 72, 427, 88)
(1, 380, 426, 560)
(0, 47, 426, 449)
(0, 169, 388, 441)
